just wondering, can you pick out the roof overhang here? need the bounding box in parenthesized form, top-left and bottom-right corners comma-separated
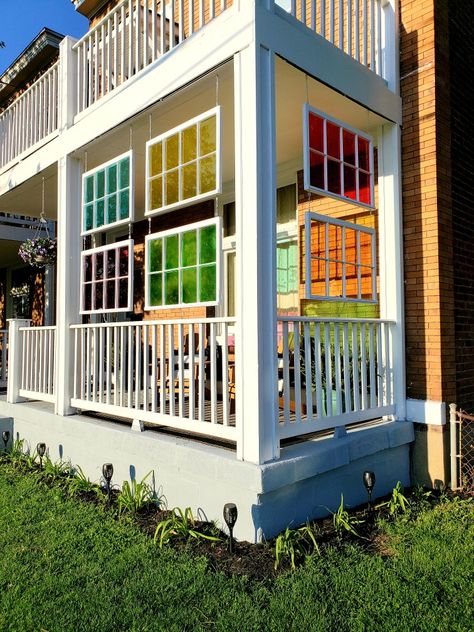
(72, 0, 111, 19)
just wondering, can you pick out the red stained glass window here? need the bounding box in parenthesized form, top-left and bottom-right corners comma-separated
(310, 150, 325, 190)
(309, 113, 324, 152)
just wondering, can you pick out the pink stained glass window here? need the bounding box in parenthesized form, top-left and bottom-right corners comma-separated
(309, 113, 324, 152)
(326, 122, 340, 159)
(343, 129, 356, 165)
(310, 151, 325, 190)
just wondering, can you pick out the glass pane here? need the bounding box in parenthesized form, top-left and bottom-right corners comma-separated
(359, 231, 373, 268)
(84, 255, 92, 282)
(149, 238, 162, 272)
(311, 220, 326, 261)
(182, 267, 197, 303)
(309, 113, 324, 152)
(149, 273, 162, 306)
(182, 125, 197, 163)
(345, 263, 358, 298)
(310, 151, 325, 190)
(165, 170, 179, 206)
(328, 223, 343, 263)
(84, 283, 92, 311)
(84, 176, 94, 203)
(106, 194, 117, 223)
(199, 225, 216, 264)
(96, 170, 105, 198)
(326, 122, 340, 159)
(343, 129, 356, 165)
(149, 142, 162, 176)
(345, 227, 358, 265)
(199, 154, 216, 194)
(164, 270, 180, 305)
(343, 165, 357, 200)
(107, 164, 117, 194)
(95, 252, 104, 280)
(119, 190, 130, 220)
(358, 137, 370, 172)
(182, 230, 197, 267)
(84, 204, 93, 231)
(119, 279, 129, 309)
(358, 171, 371, 205)
(95, 199, 105, 227)
(149, 177, 162, 210)
(199, 264, 216, 302)
(182, 162, 197, 200)
(165, 234, 179, 270)
(119, 157, 130, 189)
(327, 159, 341, 195)
(276, 184, 296, 224)
(94, 282, 104, 310)
(106, 280, 116, 309)
(224, 202, 235, 237)
(119, 246, 129, 276)
(166, 134, 179, 170)
(199, 116, 216, 156)
(106, 250, 116, 278)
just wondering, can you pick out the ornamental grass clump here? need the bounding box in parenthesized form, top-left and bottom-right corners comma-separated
(18, 237, 57, 268)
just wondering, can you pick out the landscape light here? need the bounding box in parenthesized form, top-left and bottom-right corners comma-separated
(2, 430, 10, 450)
(223, 503, 238, 554)
(102, 463, 114, 503)
(37, 442, 47, 467)
(363, 471, 376, 510)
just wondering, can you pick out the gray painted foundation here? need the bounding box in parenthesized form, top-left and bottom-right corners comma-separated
(0, 398, 414, 542)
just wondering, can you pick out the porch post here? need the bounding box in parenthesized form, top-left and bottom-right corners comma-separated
(233, 41, 279, 463)
(6, 319, 30, 404)
(55, 155, 82, 416)
(378, 123, 406, 420)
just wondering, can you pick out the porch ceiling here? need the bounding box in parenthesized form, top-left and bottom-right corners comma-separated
(0, 163, 58, 219)
(0, 240, 25, 268)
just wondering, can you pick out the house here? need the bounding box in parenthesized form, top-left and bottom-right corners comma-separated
(0, 0, 467, 541)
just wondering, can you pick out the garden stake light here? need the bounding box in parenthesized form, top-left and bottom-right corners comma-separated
(37, 442, 46, 467)
(223, 503, 238, 553)
(102, 463, 114, 504)
(2, 430, 10, 451)
(363, 471, 376, 510)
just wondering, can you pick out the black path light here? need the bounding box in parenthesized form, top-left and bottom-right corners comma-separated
(37, 442, 46, 467)
(102, 463, 114, 504)
(223, 503, 238, 553)
(363, 471, 376, 510)
(2, 431, 10, 451)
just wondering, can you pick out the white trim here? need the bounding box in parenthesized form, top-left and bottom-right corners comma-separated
(406, 399, 446, 426)
(144, 217, 222, 310)
(80, 239, 134, 314)
(81, 150, 134, 236)
(145, 106, 222, 217)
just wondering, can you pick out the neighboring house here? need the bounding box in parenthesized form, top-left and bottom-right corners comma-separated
(0, 0, 467, 541)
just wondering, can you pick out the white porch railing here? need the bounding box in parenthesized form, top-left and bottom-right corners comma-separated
(0, 329, 7, 387)
(71, 318, 237, 441)
(18, 325, 57, 403)
(277, 317, 396, 439)
(277, 0, 385, 78)
(73, 0, 231, 114)
(0, 62, 59, 169)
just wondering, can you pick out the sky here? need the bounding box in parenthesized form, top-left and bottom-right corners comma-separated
(0, 0, 88, 73)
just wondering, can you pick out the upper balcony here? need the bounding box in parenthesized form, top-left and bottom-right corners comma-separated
(0, 0, 398, 173)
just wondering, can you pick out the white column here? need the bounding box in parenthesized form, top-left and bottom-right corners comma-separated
(234, 43, 279, 464)
(6, 319, 30, 404)
(378, 123, 406, 420)
(59, 36, 78, 132)
(55, 155, 82, 416)
(381, 0, 399, 94)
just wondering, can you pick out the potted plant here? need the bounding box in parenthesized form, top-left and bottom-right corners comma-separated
(18, 237, 57, 269)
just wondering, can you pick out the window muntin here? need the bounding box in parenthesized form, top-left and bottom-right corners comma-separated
(145, 218, 221, 309)
(81, 239, 133, 314)
(303, 105, 374, 208)
(82, 151, 133, 235)
(305, 212, 376, 302)
(146, 107, 221, 217)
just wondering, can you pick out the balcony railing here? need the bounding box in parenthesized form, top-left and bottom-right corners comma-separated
(0, 62, 59, 169)
(19, 325, 57, 403)
(277, 317, 396, 439)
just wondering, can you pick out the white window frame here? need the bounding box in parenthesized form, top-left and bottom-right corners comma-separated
(145, 107, 222, 217)
(80, 239, 134, 314)
(303, 104, 375, 209)
(81, 150, 134, 236)
(305, 212, 377, 303)
(145, 217, 222, 310)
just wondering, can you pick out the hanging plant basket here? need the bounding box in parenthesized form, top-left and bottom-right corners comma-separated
(10, 282, 30, 298)
(18, 236, 57, 269)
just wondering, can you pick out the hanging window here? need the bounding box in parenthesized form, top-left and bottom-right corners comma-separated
(305, 212, 376, 302)
(303, 105, 374, 208)
(82, 151, 133, 235)
(145, 218, 221, 309)
(81, 239, 133, 314)
(146, 107, 221, 216)
(277, 241, 298, 315)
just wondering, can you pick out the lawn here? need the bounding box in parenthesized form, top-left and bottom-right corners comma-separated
(0, 465, 472, 632)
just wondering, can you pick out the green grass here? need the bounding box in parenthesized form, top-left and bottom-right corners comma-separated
(0, 467, 472, 632)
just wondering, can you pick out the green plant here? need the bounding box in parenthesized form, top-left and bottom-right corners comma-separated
(332, 494, 364, 539)
(377, 482, 410, 517)
(39, 454, 73, 484)
(67, 465, 103, 499)
(117, 471, 155, 515)
(274, 524, 319, 570)
(154, 507, 221, 548)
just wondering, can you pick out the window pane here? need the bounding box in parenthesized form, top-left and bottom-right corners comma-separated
(277, 184, 296, 224)
(119, 157, 130, 189)
(343, 165, 357, 200)
(165, 234, 179, 270)
(149, 239, 162, 272)
(358, 171, 371, 205)
(96, 170, 105, 198)
(94, 282, 104, 310)
(345, 227, 358, 265)
(166, 134, 179, 170)
(358, 137, 370, 172)
(199, 154, 216, 194)
(309, 113, 324, 152)
(343, 129, 356, 165)
(164, 270, 180, 304)
(84, 255, 92, 282)
(182, 267, 197, 303)
(199, 264, 216, 302)
(107, 164, 117, 194)
(182, 162, 197, 200)
(96, 199, 105, 227)
(119, 246, 129, 276)
(95, 252, 104, 280)
(84, 283, 92, 311)
(182, 125, 197, 163)
(119, 190, 129, 220)
(149, 142, 162, 176)
(345, 263, 358, 298)
(149, 177, 162, 210)
(84, 204, 93, 231)
(199, 116, 216, 156)
(84, 176, 94, 203)
(224, 202, 236, 237)
(106, 194, 117, 223)
(119, 279, 129, 308)
(149, 273, 162, 306)
(106, 280, 116, 309)
(310, 151, 325, 190)
(359, 230, 373, 267)
(165, 170, 179, 206)
(182, 230, 197, 267)
(200, 225, 216, 264)
(327, 158, 341, 195)
(326, 122, 340, 159)
(106, 250, 116, 278)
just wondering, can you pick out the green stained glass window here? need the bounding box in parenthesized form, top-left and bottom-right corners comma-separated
(200, 225, 216, 264)
(182, 267, 197, 303)
(96, 171, 105, 198)
(84, 204, 93, 231)
(199, 264, 216, 302)
(165, 270, 180, 304)
(149, 239, 162, 272)
(119, 157, 130, 189)
(106, 195, 117, 223)
(96, 199, 105, 226)
(119, 190, 129, 220)
(165, 235, 179, 270)
(107, 164, 117, 194)
(149, 274, 162, 306)
(182, 231, 197, 267)
(84, 176, 94, 203)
